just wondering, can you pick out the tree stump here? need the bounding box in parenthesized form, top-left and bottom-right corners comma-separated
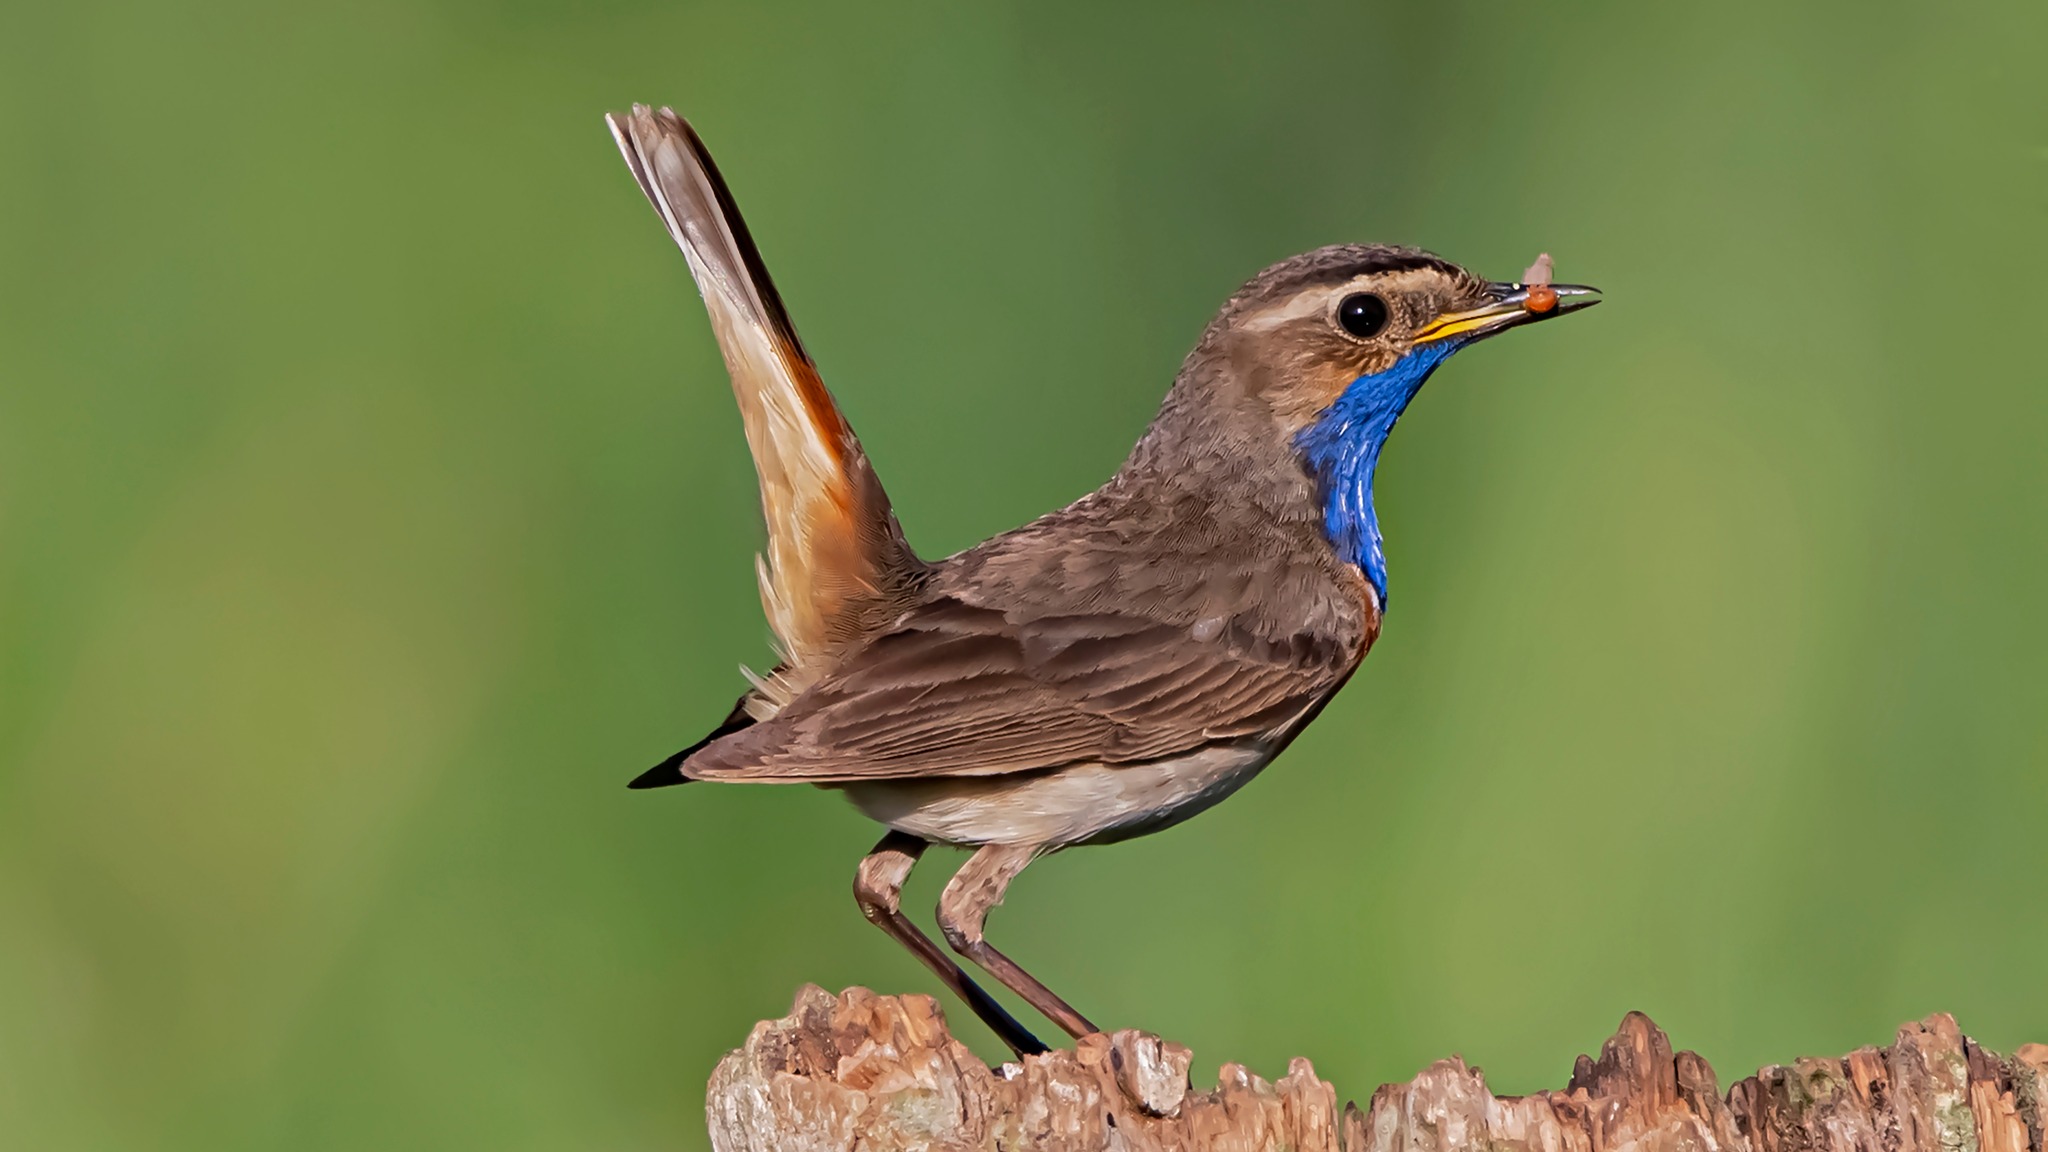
(704, 986, 2048, 1152)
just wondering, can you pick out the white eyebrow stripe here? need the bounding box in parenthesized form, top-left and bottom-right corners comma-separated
(1234, 267, 1456, 334)
(1237, 286, 1344, 332)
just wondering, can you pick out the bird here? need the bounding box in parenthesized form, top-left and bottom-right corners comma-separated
(605, 105, 1599, 1058)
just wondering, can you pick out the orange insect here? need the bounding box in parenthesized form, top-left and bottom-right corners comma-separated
(1522, 252, 1558, 313)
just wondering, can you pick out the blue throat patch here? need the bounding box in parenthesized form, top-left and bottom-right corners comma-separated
(1293, 341, 1461, 610)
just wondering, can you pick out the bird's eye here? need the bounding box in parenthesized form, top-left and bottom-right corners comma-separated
(1336, 293, 1390, 339)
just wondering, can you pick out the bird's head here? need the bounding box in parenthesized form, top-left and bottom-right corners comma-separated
(1151, 244, 1600, 607)
(1211, 243, 1598, 432)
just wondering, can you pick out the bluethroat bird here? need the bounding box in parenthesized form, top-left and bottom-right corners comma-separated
(606, 106, 1599, 1057)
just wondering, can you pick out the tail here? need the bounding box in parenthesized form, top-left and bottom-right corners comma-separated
(607, 106, 924, 717)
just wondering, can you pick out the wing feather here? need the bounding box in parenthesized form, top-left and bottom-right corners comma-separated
(679, 599, 1356, 782)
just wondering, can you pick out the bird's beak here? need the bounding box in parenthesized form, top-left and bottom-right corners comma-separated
(1411, 281, 1601, 346)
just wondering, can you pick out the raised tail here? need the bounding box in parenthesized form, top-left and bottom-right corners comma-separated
(607, 106, 924, 717)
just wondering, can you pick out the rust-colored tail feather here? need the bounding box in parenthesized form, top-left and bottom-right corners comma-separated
(607, 106, 923, 715)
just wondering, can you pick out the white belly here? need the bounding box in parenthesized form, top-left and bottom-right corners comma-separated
(835, 742, 1275, 848)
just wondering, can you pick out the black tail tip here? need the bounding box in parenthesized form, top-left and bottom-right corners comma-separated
(627, 757, 692, 790)
(630, 699, 755, 791)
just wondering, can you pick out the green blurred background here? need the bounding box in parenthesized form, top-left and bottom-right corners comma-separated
(5, 1, 2046, 1147)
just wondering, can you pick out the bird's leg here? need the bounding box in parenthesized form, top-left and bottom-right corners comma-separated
(936, 843, 1098, 1040)
(852, 831, 1048, 1057)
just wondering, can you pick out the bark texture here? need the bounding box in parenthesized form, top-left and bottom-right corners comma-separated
(707, 985, 2048, 1152)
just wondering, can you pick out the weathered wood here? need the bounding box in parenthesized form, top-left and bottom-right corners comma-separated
(706, 985, 2048, 1152)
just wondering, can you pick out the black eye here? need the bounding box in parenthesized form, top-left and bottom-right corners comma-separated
(1336, 293, 1390, 339)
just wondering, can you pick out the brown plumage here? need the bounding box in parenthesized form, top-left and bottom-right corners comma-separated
(605, 106, 1599, 1057)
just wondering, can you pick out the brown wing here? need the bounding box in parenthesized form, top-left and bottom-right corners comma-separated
(679, 597, 1358, 782)
(606, 106, 923, 715)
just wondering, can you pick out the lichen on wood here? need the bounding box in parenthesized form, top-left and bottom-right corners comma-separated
(705, 985, 2048, 1152)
